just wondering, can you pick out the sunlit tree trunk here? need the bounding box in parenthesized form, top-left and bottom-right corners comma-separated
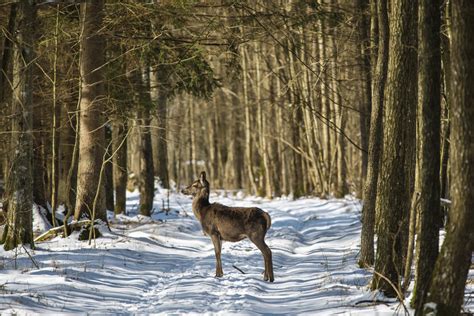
(371, 0, 417, 296)
(74, 0, 106, 221)
(423, 1, 474, 314)
(358, 0, 388, 268)
(410, 0, 441, 310)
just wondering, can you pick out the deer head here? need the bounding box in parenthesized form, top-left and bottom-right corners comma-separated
(181, 171, 209, 198)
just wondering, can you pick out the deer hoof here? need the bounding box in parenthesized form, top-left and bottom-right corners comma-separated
(215, 272, 223, 278)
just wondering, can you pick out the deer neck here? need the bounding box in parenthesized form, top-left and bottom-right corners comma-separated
(192, 193, 210, 221)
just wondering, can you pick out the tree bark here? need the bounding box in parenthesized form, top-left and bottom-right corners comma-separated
(357, 0, 371, 190)
(150, 67, 169, 189)
(423, 1, 474, 314)
(358, 0, 388, 268)
(112, 117, 127, 215)
(371, 0, 417, 297)
(410, 0, 441, 310)
(1, 0, 35, 250)
(137, 68, 155, 217)
(104, 125, 114, 212)
(74, 0, 106, 221)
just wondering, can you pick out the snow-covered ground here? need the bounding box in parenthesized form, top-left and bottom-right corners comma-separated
(0, 188, 472, 315)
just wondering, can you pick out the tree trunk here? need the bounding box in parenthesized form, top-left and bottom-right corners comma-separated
(137, 68, 155, 217)
(32, 103, 48, 211)
(0, 4, 17, 200)
(57, 103, 77, 211)
(150, 67, 169, 189)
(112, 117, 127, 215)
(74, 0, 106, 221)
(357, 0, 371, 191)
(137, 108, 154, 216)
(371, 0, 417, 297)
(423, 1, 474, 314)
(241, 47, 258, 195)
(410, 0, 441, 310)
(104, 125, 114, 212)
(439, 1, 451, 202)
(358, 0, 388, 268)
(1, 0, 35, 250)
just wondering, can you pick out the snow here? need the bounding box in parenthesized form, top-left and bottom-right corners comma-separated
(0, 189, 472, 315)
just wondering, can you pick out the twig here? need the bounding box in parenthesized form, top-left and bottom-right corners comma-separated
(354, 299, 392, 306)
(232, 264, 246, 274)
(21, 244, 39, 269)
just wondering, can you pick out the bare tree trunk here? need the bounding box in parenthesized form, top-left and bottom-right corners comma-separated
(1, 0, 35, 250)
(0, 4, 17, 200)
(112, 116, 127, 215)
(241, 47, 258, 194)
(358, 0, 388, 268)
(371, 0, 417, 297)
(32, 103, 48, 211)
(439, 1, 451, 203)
(318, 14, 331, 194)
(357, 0, 371, 190)
(410, 0, 441, 311)
(150, 67, 169, 188)
(231, 80, 243, 190)
(104, 125, 114, 212)
(137, 109, 154, 216)
(74, 0, 106, 221)
(137, 68, 155, 217)
(57, 103, 77, 211)
(423, 1, 474, 314)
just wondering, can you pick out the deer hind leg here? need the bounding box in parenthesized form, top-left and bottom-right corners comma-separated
(210, 234, 223, 277)
(250, 234, 274, 282)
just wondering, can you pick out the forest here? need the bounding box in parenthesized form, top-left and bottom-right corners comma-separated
(0, 0, 473, 315)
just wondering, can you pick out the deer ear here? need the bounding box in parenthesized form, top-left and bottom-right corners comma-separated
(200, 171, 206, 181)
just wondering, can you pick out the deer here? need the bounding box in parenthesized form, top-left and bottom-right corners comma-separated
(181, 171, 274, 282)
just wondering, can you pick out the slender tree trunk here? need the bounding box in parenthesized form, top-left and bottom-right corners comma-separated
(317, 17, 332, 194)
(241, 47, 258, 194)
(358, 0, 388, 268)
(410, 0, 441, 311)
(357, 0, 371, 191)
(1, 0, 35, 250)
(104, 125, 114, 212)
(439, 1, 451, 202)
(32, 103, 48, 211)
(74, 0, 106, 221)
(112, 117, 127, 215)
(150, 67, 169, 188)
(137, 68, 155, 217)
(0, 4, 16, 103)
(371, 0, 417, 297)
(231, 80, 243, 190)
(57, 103, 77, 210)
(137, 108, 154, 216)
(0, 4, 17, 200)
(423, 2, 474, 314)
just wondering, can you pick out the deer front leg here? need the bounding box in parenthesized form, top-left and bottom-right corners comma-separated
(210, 234, 223, 277)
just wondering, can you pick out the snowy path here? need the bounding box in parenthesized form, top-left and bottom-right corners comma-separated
(0, 191, 472, 315)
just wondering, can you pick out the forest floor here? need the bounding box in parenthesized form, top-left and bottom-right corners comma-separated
(0, 187, 472, 315)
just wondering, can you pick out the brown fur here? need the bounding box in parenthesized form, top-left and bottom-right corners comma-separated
(182, 171, 274, 282)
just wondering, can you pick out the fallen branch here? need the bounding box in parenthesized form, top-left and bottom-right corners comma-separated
(354, 299, 393, 306)
(34, 219, 101, 243)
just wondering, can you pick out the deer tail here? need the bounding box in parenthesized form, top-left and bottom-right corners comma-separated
(262, 210, 272, 231)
